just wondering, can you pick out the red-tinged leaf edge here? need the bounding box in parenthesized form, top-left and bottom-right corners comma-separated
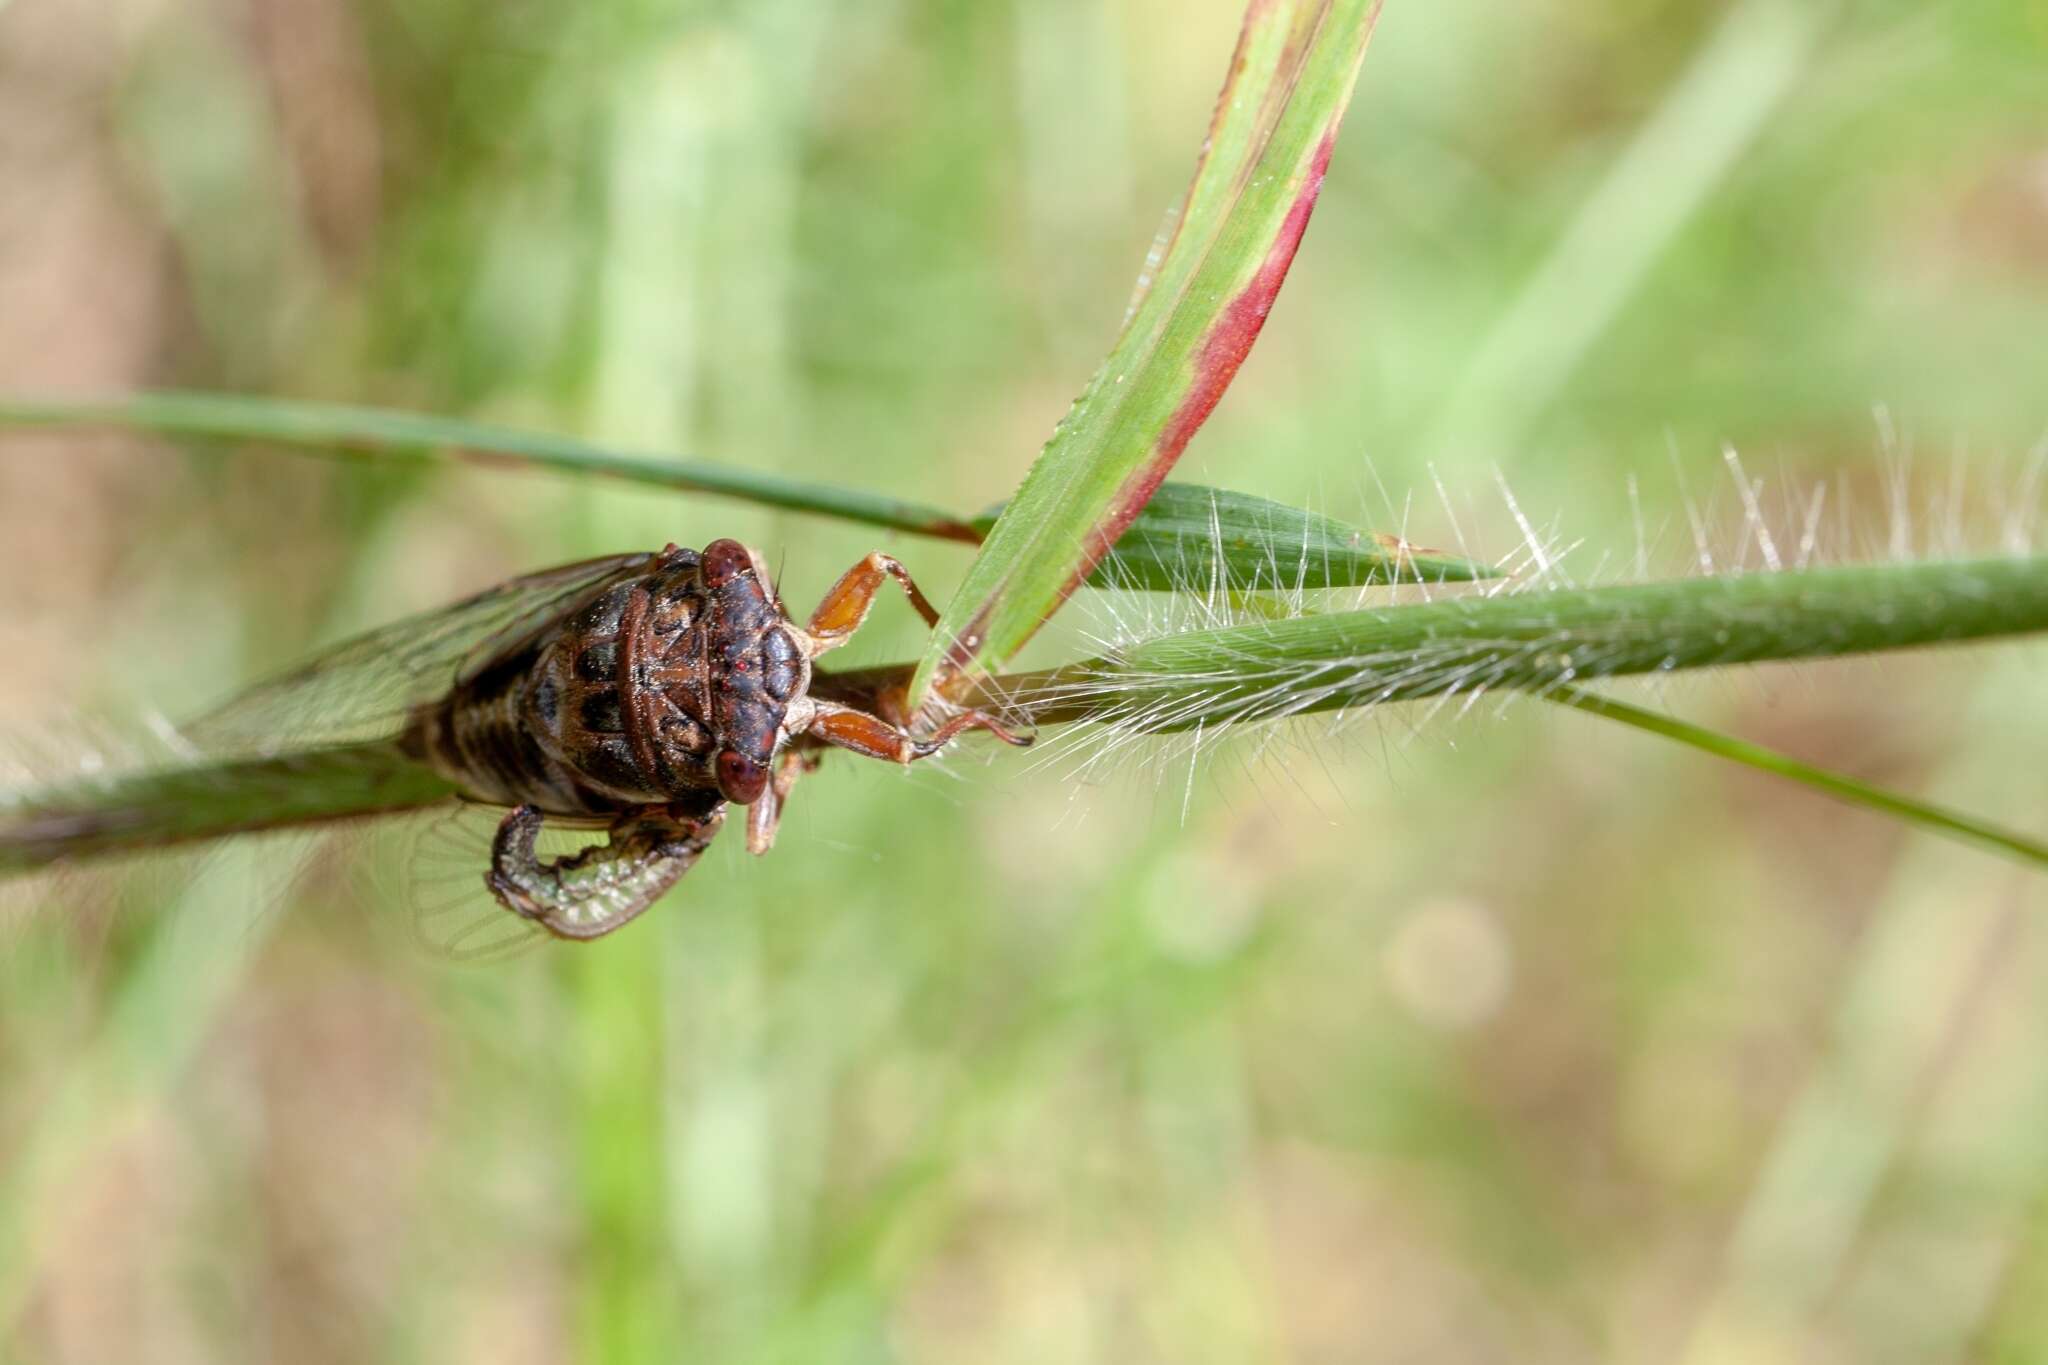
(1065, 132, 1338, 609)
(912, 0, 1382, 715)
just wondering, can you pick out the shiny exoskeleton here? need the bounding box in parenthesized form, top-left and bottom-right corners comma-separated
(401, 539, 1025, 940)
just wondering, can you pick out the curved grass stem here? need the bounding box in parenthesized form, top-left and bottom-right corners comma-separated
(0, 391, 984, 541)
(1546, 686, 2048, 871)
(0, 392, 1490, 588)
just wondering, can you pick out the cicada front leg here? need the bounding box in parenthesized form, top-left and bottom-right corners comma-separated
(785, 547, 1032, 810)
(802, 551, 942, 651)
(485, 802, 725, 940)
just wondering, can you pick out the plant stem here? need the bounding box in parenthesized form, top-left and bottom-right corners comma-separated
(0, 393, 1497, 588)
(1547, 686, 2048, 870)
(817, 555, 2048, 728)
(0, 391, 984, 541)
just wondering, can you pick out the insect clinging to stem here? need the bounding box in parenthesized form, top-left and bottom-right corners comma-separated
(0, 539, 1031, 943)
(401, 538, 1032, 939)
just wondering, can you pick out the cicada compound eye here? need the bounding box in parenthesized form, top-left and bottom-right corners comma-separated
(715, 749, 768, 804)
(701, 538, 755, 589)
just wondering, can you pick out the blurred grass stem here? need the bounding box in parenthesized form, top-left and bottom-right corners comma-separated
(1425, 0, 1831, 462)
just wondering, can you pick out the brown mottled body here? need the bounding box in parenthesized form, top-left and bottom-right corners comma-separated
(405, 543, 802, 817)
(400, 539, 1026, 939)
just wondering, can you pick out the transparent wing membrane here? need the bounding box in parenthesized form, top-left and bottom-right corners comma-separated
(361, 803, 604, 962)
(185, 553, 648, 756)
(3, 554, 664, 956)
(2, 794, 592, 966)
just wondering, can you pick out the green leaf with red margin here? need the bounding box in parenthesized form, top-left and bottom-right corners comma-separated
(908, 0, 1385, 714)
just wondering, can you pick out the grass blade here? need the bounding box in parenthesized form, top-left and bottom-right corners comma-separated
(0, 393, 1487, 593)
(909, 0, 1385, 713)
(1548, 686, 2048, 870)
(0, 391, 983, 542)
(994, 483, 1496, 591)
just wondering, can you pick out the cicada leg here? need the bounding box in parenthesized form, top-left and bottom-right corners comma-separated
(800, 552, 942, 652)
(485, 802, 724, 940)
(746, 705, 1026, 857)
(804, 702, 1031, 763)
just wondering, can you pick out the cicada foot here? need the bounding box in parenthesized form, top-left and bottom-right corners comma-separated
(485, 802, 725, 941)
(914, 707, 1034, 755)
(789, 550, 1031, 764)
(805, 702, 1032, 764)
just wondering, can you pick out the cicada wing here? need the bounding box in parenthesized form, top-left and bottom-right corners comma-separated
(184, 552, 651, 757)
(5, 783, 624, 964)
(0, 717, 425, 940)
(356, 801, 620, 962)
(8, 551, 673, 959)
(1, 802, 418, 961)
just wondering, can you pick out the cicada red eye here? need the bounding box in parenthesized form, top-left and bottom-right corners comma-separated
(715, 749, 768, 804)
(701, 539, 755, 589)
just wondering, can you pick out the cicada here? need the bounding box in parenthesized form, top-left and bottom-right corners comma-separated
(0, 541, 1027, 941)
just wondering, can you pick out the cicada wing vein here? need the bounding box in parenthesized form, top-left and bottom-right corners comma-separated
(184, 552, 651, 757)
(1, 814, 379, 962)
(358, 801, 607, 963)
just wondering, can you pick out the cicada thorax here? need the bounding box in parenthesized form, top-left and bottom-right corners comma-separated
(521, 552, 718, 806)
(405, 542, 813, 818)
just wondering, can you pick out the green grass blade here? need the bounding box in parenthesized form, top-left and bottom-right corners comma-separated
(0, 391, 983, 542)
(0, 741, 453, 871)
(0, 393, 1488, 593)
(908, 0, 1385, 713)
(989, 483, 1498, 591)
(1547, 685, 2048, 870)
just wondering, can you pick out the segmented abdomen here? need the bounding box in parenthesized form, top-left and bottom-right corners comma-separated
(402, 639, 616, 816)
(401, 555, 730, 817)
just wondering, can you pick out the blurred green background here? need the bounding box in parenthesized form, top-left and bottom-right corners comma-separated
(3, 0, 2048, 1360)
